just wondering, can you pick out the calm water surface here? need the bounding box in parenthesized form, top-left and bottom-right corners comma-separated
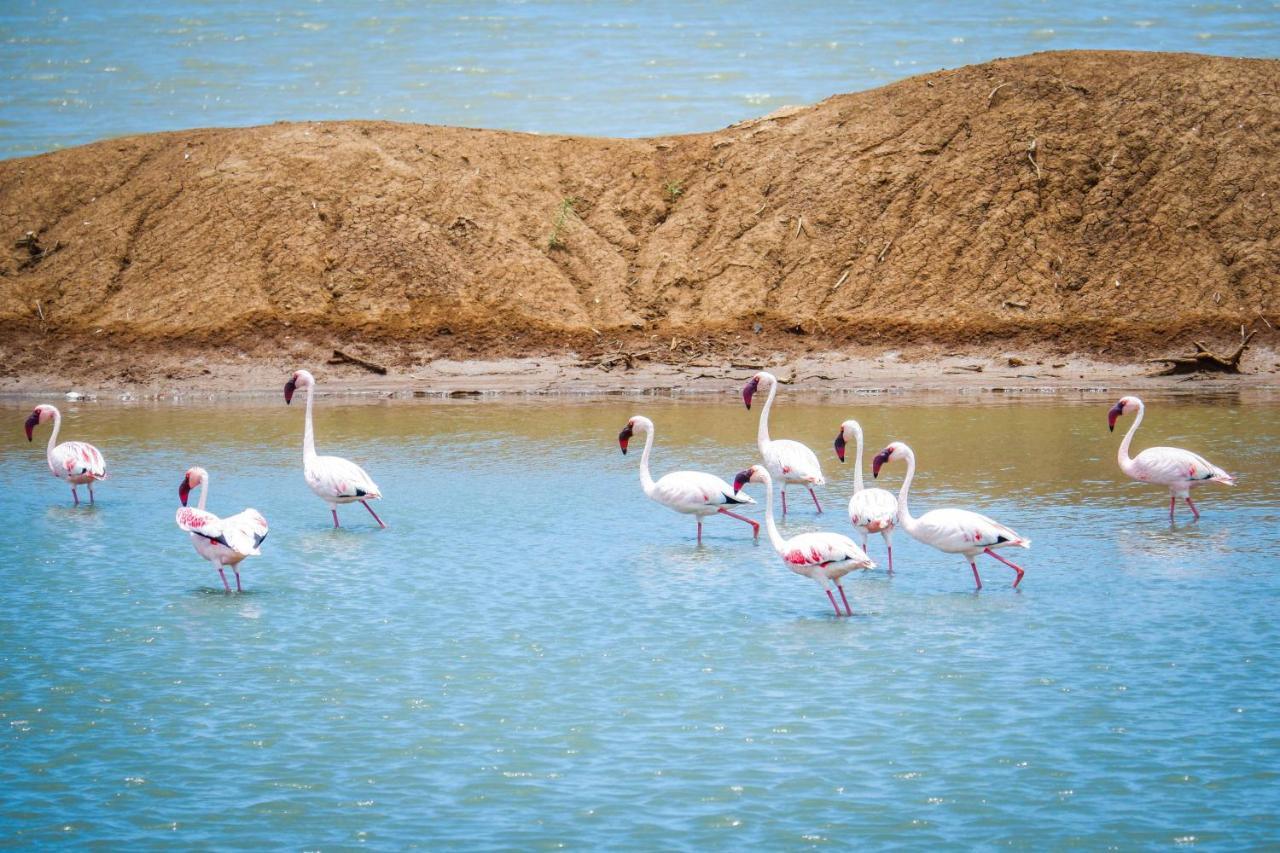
(2, 1, 1279, 157)
(1, 392, 1278, 847)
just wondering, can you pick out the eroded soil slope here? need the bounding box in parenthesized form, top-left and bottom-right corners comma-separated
(1, 50, 1276, 370)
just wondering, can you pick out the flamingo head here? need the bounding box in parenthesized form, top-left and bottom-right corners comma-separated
(1108, 396, 1139, 432)
(834, 419, 861, 462)
(618, 415, 651, 454)
(23, 405, 54, 441)
(871, 441, 908, 478)
(733, 463, 768, 494)
(741, 374, 761, 410)
(179, 466, 207, 506)
(285, 369, 315, 405)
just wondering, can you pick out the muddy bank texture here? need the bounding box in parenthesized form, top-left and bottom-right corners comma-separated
(1, 51, 1277, 368)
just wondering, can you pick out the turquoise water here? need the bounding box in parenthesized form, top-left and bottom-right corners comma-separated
(2, 392, 1278, 846)
(3, 1, 1279, 157)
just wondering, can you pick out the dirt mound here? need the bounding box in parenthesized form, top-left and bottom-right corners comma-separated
(1, 50, 1277, 368)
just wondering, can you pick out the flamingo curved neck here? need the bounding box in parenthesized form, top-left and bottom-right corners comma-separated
(302, 384, 318, 462)
(1117, 400, 1144, 475)
(756, 377, 778, 452)
(852, 427, 865, 493)
(196, 478, 209, 511)
(895, 447, 919, 536)
(45, 408, 62, 469)
(759, 470, 787, 554)
(637, 425, 657, 496)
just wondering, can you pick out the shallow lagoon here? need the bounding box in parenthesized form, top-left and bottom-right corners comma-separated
(1, 392, 1278, 847)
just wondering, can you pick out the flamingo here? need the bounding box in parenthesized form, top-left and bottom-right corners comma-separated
(24, 404, 107, 505)
(742, 371, 825, 516)
(835, 419, 899, 572)
(176, 466, 268, 593)
(618, 416, 758, 543)
(871, 442, 1028, 590)
(284, 369, 386, 529)
(733, 464, 874, 616)
(1108, 395, 1235, 522)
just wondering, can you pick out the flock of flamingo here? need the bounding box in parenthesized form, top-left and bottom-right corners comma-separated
(22, 369, 1235, 614)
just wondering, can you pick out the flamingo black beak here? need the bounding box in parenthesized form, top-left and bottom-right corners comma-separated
(871, 448, 892, 479)
(742, 376, 759, 410)
(284, 378, 297, 405)
(733, 467, 754, 494)
(834, 430, 847, 462)
(618, 424, 634, 454)
(178, 478, 191, 507)
(1107, 401, 1124, 432)
(24, 411, 38, 441)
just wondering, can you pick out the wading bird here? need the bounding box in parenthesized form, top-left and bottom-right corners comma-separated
(176, 466, 268, 593)
(733, 464, 873, 616)
(24, 404, 107, 505)
(1108, 395, 1235, 522)
(285, 369, 386, 528)
(835, 419, 899, 572)
(872, 442, 1028, 589)
(742, 371, 825, 516)
(619, 415, 758, 544)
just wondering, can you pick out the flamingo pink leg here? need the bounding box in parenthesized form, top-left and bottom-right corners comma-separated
(234, 569, 243, 593)
(361, 500, 387, 529)
(781, 490, 788, 517)
(969, 561, 983, 590)
(885, 541, 894, 574)
(825, 588, 842, 616)
(1185, 497, 1200, 520)
(808, 488, 823, 514)
(717, 508, 760, 539)
(983, 547, 1025, 587)
(217, 567, 231, 593)
(836, 583, 853, 617)
(332, 508, 341, 528)
(697, 519, 703, 545)
(88, 483, 95, 504)
(1169, 496, 1176, 523)
(71, 486, 80, 506)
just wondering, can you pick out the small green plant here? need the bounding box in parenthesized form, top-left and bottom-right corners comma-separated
(547, 197, 578, 250)
(663, 180, 684, 203)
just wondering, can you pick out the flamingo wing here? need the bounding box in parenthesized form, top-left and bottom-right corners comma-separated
(309, 455, 382, 500)
(916, 508, 1030, 552)
(1132, 446, 1234, 486)
(849, 487, 898, 531)
(221, 509, 269, 555)
(52, 441, 107, 479)
(782, 532, 874, 569)
(652, 471, 756, 512)
(764, 439, 826, 484)
(175, 507, 231, 548)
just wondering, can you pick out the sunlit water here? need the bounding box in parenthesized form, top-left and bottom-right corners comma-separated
(1, 392, 1278, 847)
(3, 1, 1279, 157)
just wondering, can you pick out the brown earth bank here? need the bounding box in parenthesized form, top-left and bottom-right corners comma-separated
(1, 50, 1278, 391)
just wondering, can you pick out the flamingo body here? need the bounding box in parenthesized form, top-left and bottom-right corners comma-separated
(871, 441, 1028, 589)
(734, 464, 873, 616)
(1109, 395, 1234, 521)
(286, 369, 386, 528)
(743, 372, 825, 515)
(24, 404, 107, 504)
(176, 467, 268, 592)
(619, 416, 758, 543)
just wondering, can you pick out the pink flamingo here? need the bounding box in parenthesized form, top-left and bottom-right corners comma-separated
(733, 464, 874, 616)
(284, 369, 386, 528)
(835, 419, 899, 572)
(872, 442, 1029, 590)
(176, 466, 268, 593)
(24, 404, 107, 505)
(1108, 395, 1235, 522)
(619, 416, 758, 543)
(742, 371, 825, 516)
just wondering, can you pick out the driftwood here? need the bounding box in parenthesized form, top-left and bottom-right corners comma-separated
(1147, 329, 1256, 376)
(327, 349, 387, 374)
